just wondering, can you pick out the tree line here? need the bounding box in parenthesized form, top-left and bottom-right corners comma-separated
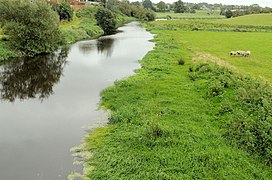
(141, 0, 272, 16)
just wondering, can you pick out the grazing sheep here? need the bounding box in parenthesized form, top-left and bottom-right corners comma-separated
(236, 50, 245, 56)
(244, 51, 251, 57)
(230, 51, 237, 56)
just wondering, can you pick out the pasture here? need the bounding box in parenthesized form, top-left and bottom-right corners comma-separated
(150, 13, 272, 82)
(180, 31, 272, 81)
(216, 13, 272, 26)
(156, 10, 224, 19)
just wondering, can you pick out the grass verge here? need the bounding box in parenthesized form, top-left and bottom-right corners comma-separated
(76, 24, 272, 179)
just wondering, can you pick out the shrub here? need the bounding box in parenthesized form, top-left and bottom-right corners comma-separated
(53, 1, 74, 21)
(225, 10, 233, 18)
(0, 0, 64, 56)
(95, 8, 117, 34)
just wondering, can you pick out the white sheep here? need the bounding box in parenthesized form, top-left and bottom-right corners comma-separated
(230, 51, 237, 56)
(244, 51, 251, 57)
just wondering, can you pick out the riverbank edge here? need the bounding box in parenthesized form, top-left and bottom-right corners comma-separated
(71, 22, 272, 179)
(0, 15, 135, 63)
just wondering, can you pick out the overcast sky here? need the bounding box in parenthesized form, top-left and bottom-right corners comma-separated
(135, 0, 272, 8)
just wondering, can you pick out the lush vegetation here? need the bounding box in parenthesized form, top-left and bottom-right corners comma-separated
(52, 0, 74, 21)
(0, 0, 64, 56)
(156, 10, 224, 19)
(0, 3, 136, 61)
(75, 13, 272, 179)
(107, 0, 156, 21)
(95, 8, 117, 34)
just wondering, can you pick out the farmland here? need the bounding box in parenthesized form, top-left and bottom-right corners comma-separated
(156, 10, 224, 19)
(79, 13, 272, 179)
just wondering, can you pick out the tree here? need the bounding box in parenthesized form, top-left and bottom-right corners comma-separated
(57, 0, 74, 21)
(95, 8, 117, 34)
(0, 0, 64, 56)
(174, 0, 186, 13)
(157, 1, 167, 12)
(225, 9, 233, 18)
(142, 0, 153, 10)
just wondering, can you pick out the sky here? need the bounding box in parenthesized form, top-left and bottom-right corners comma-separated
(136, 0, 272, 8)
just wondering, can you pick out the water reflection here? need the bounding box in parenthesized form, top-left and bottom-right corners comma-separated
(0, 49, 68, 102)
(78, 42, 93, 55)
(97, 37, 115, 57)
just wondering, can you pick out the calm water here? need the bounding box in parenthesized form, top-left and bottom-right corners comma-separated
(0, 22, 154, 180)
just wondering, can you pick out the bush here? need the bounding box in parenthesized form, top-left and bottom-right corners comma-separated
(53, 1, 74, 21)
(145, 9, 156, 21)
(0, 0, 64, 56)
(95, 8, 117, 35)
(225, 10, 233, 18)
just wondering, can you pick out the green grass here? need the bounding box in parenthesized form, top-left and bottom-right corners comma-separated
(216, 13, 272, 26)
(156, 10, 224, 19)
(178, 31, 272, 82)
(78, 22, 272, 179)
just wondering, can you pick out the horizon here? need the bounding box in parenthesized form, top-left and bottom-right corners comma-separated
(130, 0, 272, 8)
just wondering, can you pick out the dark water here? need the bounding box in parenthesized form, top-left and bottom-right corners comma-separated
(0, 22, 154, 180)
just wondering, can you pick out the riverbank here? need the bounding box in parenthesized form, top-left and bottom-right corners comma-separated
(0, 8, 135, 62)
(77, 20, 272, 179)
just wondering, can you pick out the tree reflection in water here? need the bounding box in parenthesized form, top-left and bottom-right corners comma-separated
(78, 42, 93, 55)
(0, 49, 68, 102)
(97, 37, 114, 57)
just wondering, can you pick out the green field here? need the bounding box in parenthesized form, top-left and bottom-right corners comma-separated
(150, 13, 272, 82)
(180, 31, 272, 81)
(78, 13, 272, 179)
(216, 13, 272, 26)
(156, 10, 224, 19)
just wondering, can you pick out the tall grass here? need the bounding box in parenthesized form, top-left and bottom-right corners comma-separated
(77, 26, 272, 179)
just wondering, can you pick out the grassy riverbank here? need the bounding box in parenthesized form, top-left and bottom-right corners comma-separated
(60, 7, 135, 44)
(78, 14, 272, 179)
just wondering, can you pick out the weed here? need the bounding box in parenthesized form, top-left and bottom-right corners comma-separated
(178, 59, 185, 65)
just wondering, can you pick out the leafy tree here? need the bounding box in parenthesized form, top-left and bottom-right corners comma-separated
(142, 0, 153, 9)
(57, 0, 74, 21)
(157, 1, 167, 12)
(131, 1, 141, 6)
(118, 0, 132, 16)
(95, 8, 117, 34)
(225, 10, 233, 18)
(174, 0, 186, 13)
(0, 0, 64, 56)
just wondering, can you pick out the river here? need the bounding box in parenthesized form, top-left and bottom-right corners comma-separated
(0, 22, 154, 180)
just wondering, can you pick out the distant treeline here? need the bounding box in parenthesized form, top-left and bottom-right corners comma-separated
(220, 4, 272, 18)
(133, 0, 272, 17)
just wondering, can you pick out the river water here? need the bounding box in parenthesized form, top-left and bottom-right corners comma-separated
(0, 22, 154, 180)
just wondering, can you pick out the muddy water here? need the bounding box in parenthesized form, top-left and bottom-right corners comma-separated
(0, 22, 154, 180)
